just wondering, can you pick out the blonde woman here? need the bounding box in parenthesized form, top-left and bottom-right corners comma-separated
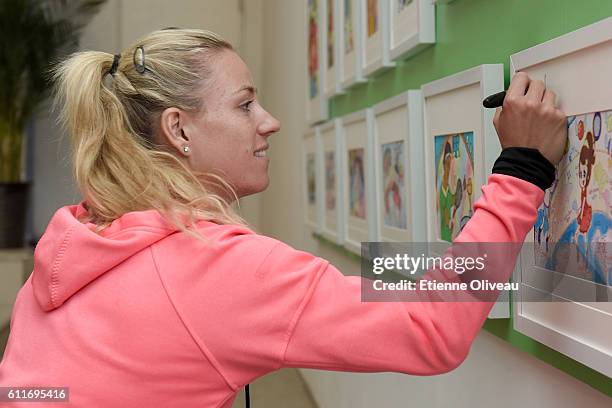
(0, 29, 566, 407)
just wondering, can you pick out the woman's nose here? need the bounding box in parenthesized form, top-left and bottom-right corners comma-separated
(260, 111, 281, 137)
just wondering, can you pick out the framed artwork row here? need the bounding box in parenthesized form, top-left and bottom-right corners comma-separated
(303, 90, 427, 250)
(303, 64, 507, 320)
(303, 64, 504, 247)
(357, 0, 435, 77)
(306, 0, 436, 125)
(303, 16, 612, 376)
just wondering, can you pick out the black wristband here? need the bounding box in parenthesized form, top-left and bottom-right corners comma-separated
(491, 147, 556, 191)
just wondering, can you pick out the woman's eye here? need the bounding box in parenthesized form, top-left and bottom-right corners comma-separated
(240, 101, 253, 112)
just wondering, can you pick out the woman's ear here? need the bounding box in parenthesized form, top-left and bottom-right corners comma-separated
(159, 107, 191, 153)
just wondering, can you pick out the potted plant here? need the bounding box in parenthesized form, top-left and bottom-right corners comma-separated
(0, 0, 106, 248)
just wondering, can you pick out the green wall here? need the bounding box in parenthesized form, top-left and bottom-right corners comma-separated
(325, 0, 612, 397)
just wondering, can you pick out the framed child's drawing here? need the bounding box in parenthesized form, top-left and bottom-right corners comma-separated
(303, 128, 322, 231)
(422, 64, 505, 318)
(342, 109, 374, 254)
(306, 0, 329, 125)
(359, 0, 394, 77)
(339, 0, 366, 88)
(371, 91, 426, 242)
(422, 65, 503, 245)
(322, 0, 340, 97)
(512, 16, 612, 377)
(320, 119, 345, 243)
(386, 0, 435, 61)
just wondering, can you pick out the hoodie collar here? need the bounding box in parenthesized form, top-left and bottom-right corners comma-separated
(32, 201, 180, 311)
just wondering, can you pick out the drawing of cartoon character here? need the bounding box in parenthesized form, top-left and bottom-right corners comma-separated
(344, 0, 354, 53)
(439, 141, 453, 242)
(577, 131, 595, 234)
(308, 0, 319, 98)
(350, 149, 366, 218)
(382, 145, 405, 228)
(574, 130, 596, 265)
(458, 176, 473, 233)
(327, 0, 334, 68)
(367, 0, 378, 37)
(535, 174, 557, 251)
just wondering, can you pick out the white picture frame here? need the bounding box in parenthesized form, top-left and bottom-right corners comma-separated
(422, 64, 506, 318)
(342, 109, 375, 254)
(306, 0, 329, 125)
(372, 90, 426, 242)
(511, 16, 612, 377)
(359, 0, 394, 77)
(322, 0, 340, 97)
(303, 129, 322, 231)
(386, 0, 435, 62)
(339, 0, 367, 89)
(320, 119, 345, 243)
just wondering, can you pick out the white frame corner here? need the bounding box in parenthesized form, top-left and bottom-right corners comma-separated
(360, 0, 395, 78)
(387, 0, 436, 62)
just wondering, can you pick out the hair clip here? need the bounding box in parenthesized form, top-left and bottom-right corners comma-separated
(109, 54, 120, 76)
(133, 46, 146, 74)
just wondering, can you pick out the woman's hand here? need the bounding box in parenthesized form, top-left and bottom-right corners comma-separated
(493, 72, 568, 166)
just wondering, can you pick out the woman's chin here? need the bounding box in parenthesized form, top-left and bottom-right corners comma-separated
(237, 179, 270, 199)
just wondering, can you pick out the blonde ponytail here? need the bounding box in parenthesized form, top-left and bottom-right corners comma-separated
(49, 28, 248, 241)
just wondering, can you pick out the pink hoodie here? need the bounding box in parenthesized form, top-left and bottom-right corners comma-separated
(0, 173, 542, 407)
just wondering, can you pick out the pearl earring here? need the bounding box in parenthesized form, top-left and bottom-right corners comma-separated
(182, 145, 190, 153)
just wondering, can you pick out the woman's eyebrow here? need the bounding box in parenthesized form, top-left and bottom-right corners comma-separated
(233, 85, 257, 96)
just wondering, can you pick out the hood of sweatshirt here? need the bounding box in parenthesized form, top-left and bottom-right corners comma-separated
(32, 201, 181, 312)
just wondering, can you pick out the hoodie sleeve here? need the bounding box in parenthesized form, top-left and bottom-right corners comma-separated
(273, 173, 543, 375)
(159, 173, 542, 389)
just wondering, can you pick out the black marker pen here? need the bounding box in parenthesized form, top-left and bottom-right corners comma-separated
(482, 91, 506, 108)
(483, 74, 547, 108)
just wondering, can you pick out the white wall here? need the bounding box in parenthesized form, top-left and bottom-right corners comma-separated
(257, 1, 611, 407)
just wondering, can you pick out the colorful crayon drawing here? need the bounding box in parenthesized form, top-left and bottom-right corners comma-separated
(396, 0, 413, 13)
(308, 0, 319, 99)
(434, 132, 475, 242)
(344, 0, 354, 54)
(367, 0, 378, 37)
(381, 141, 407, 229)
(327, 0, 334, 68)
(534, 110, 612, 286)
(349, 148, 366, 218)
(307, 153, 316, 205)
(325, 151, 336, 210)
